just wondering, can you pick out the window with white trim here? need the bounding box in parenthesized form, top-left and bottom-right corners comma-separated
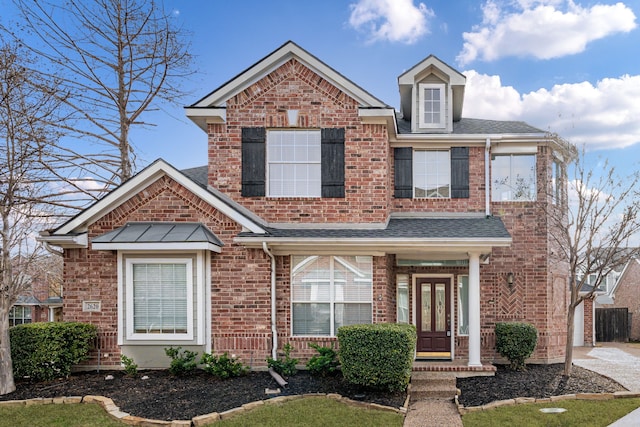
(418, 83, 445, 128)
(126, 258, 193, 340)
(491, 154, 537, 201)
(457, 275, 469, 335)
(414, 150, 451, 198)
(291, 255, 372, 336)
(9, 305, 32, 326)
(267, 130, 321, 197)
(396, 274, 409, 324)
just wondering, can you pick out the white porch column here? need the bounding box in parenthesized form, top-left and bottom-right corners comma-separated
(468, 252, 482, 367)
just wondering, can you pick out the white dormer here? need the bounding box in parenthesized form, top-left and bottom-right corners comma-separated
(398, 55, 466, 133)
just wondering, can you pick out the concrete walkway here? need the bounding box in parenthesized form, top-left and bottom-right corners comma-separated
(573, 342, 640, 426)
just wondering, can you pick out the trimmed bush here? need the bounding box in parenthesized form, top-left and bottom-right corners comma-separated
(267, 343, 298, 377)
(10, 322, 97, 381)
(495, 322, 538, 371)
(201, 352, 248, 379)
(337, 323, 416, 392)
(306, 342, 339, 376)
(164, 346, 198, 376)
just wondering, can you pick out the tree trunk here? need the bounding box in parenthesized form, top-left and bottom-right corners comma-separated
(564, 302, 577, 377)
(0, 309, 16, 395)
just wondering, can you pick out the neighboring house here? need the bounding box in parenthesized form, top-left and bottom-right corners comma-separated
(576, 256, 640, 345)
(9, 256, 64, 326)
(40, 41, 570, 369)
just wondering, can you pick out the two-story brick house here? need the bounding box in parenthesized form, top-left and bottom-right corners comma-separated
(40, 41, 570, 370)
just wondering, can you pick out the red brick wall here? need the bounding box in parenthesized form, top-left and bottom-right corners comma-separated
(63, 175, 274, 368)
(207, 58, 391, 224)
(583, 297, 595, 346)
(607, 260, 640, 340)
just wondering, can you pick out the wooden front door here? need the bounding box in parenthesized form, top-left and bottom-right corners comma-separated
(416, 278, 451, 356)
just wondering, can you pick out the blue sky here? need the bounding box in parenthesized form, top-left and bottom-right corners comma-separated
(4, 0, 640, 175)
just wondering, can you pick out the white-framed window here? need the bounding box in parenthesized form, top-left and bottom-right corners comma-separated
(418, 83, 445, 128)
(491, 154, 537, 201)
(9, 305, 32, 327)
(414, 150, 450, 198)
(457, 275, 469, 335)
(125, 258, 194, 340)
(291, 255, 372, 336)
(396, 274, 409, 324)
(267, 130, 321, 197)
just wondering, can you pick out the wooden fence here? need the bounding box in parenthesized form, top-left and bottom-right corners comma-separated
(595, 308, 629, 342)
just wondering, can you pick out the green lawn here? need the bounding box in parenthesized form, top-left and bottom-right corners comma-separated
(462, 398, 640, 427)
(0, 398, 404, 427)
(0, 403, 123, 427)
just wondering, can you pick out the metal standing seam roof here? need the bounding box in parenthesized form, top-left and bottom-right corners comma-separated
(93, 222, 224, 247)
(237, 216, 511, 240)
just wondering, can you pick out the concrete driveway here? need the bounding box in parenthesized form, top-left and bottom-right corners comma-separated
(573, 342, 640, 426)
(573, 342, 640, 392)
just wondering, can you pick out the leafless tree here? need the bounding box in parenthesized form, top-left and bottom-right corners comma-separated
(0, 39, 68, 395)
(548, 141, 640, 376)
(4, 0, 193, 195)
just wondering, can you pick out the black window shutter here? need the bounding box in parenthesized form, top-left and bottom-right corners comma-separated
(394, 147, 413, 198)
(241, 127, 266, 197)
(321, 128, 345, 198)
(451, 146, 469, 198)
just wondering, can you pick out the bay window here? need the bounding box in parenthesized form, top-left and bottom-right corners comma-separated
(491, 154, 536, 201)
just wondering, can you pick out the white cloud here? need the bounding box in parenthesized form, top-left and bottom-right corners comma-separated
(457, 1, 637, 66)
(463, 71, 640, 150)
(348, 0, 435, 44)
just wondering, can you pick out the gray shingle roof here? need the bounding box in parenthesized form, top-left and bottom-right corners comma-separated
(238, 216, 510, 240)
(93, 222, 223, 247)
(396, 116, 544, 135)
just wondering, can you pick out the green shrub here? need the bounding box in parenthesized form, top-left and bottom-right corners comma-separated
(164, 346, 198, 376)
(10, 322, 97, 381)
(201, 352, 248, 379)
(337, 323, 416, 392)
(306, 342, 339, 376)
(267, 343, 298, 377)
(120, 354, 138, 377)
(495, 322, 538, 371)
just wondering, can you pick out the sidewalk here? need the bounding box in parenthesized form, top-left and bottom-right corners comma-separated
(573, 343, 640, 426)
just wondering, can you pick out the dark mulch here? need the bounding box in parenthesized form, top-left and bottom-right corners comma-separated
(0, 364, 626, 421)
(0, 370, 406, 421)
(457, 363, 626, 407)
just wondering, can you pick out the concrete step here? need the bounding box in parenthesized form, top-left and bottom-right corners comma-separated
(409, 373, 458, 401)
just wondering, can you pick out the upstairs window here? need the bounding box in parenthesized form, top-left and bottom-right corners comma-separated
(267, 130, 321, 197)
(491, 154, 536, 201)
(413, 150, 450, 198)
(418, 83, 445, 128)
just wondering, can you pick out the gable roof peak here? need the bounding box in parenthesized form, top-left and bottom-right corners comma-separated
(186, 41, 388, 128)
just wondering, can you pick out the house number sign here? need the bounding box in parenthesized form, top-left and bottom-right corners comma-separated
(83, 301, 101, 312)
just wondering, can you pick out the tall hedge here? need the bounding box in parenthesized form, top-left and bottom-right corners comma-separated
(495, 322, 538, 371)
(10, 322, 97, 381)
(337, 323, 416, 392)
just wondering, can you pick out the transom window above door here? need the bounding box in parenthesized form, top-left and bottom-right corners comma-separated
(267, 130, 321, 197)
(413, 150, 451, 198)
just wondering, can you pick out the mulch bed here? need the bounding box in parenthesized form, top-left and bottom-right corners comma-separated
(0, 363, 626, 421)
(0, 370, 406, 421)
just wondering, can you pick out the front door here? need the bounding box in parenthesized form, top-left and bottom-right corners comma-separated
(416, 278, 451, 357)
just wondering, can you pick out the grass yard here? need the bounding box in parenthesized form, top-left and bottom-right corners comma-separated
(0, 397, 404, 427)
(462, 398, 640, 427)
(0, 403, 123, 427)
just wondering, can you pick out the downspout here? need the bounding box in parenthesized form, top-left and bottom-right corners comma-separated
(485, 137, 491, 216)
(262, 242, 278, 359)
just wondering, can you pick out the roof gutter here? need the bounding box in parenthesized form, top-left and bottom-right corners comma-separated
(485, 137, 491, 216)
(262, 242, 278, 360)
